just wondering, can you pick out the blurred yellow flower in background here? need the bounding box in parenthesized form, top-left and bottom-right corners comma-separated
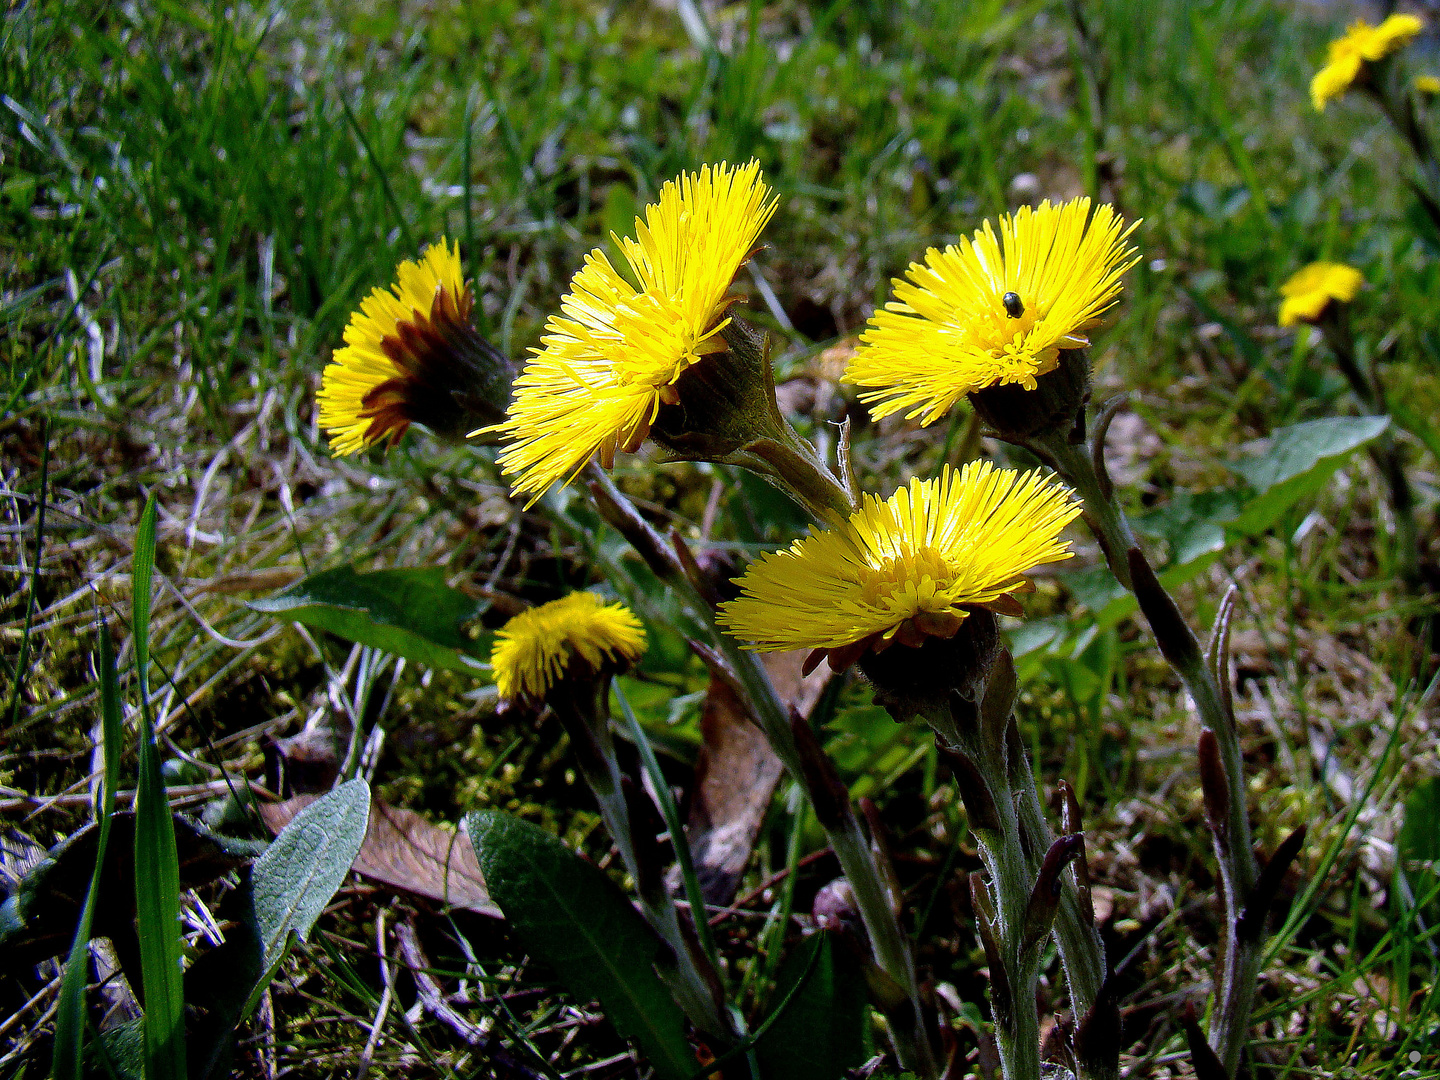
(494, 161, 778, 503)
(1311, 14, 1425, 110)
(1416, 74, 1440, 95)
(717, 461, 1080, 673)
(1278, 262, 1364, 327)
(842, 197, 1139, 426)
(491, 592, 647, 703)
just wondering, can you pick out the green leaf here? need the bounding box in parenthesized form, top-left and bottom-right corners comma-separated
(249, 565, 487, 673)
(467, 809, 694, 1080)
(132, 495, 187, 1080)
(95, 1017, 145, 1080)
(1134, 488, 1248, 568)
(52, 622, 124, 1080)
(1231, 417, 1389, 491)
(185, 781, 369, 1080)
(1227, 416, 1389, 534)
(1401, 776, 1440, 866)
(753, 934, 867, 1080)
(252, 777, 371, 968)
(185, 882, 265, 1080)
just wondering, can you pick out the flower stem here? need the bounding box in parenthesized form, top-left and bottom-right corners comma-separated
(1317, 311, 1421, 588)
(927, 706, 1041, 1080)
(550, 686, 733, 1042)
(1369, 76, 1440, 224)
(586, 468, 938, 1079)
(1012, 775, 1109, 1056)
(1024, 427, 1261, 1077)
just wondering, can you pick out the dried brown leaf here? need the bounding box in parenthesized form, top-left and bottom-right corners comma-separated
(686, 650, 831, 905)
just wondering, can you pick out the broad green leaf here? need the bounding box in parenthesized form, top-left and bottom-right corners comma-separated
(252, 777, 371, 967)
(185, 882, 264, 1080)
(132, 495, 187, 1080)
(753, 934, 867, 1080)
(249, 565, 487, 673)
(1059, 417, 1393, 635)
(1223, 415, 1384, 497)
(467, 810, 693, 1080)
(1400, 776, 1440, 866)
(52, 623, 124, 1080)
(1228, 463, 1343, 536)
(1133, 488, 1248, 568)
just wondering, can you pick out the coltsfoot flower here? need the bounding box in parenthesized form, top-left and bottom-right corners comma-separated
(491, 592, 647, 703)
(717, 461, 1081, 675)
(1278, 262, 1364, 327)
(1311, 14, 1426, 111)
(493, 161, 778, 503)
(318, 239, 511, 455)
(843, 197, 1139, 427)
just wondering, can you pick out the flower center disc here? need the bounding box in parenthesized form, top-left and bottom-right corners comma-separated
(957, 296, 1039, 359)
(861, 546, 956, 616)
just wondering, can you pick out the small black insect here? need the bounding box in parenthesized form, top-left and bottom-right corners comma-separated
(1002, 292, 1025, 318)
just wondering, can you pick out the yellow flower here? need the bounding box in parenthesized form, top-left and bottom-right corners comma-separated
(1278, 262, 1364, 327)
(717, 461, 1081, 673)
(491, 592, 648, 702)
(1311, 14, 1426, 111)
(493, 162, 778, 503)
(319, 239, 508, 455)
(843, 198, 1140, 426)
(1417, 74, 1440, 95)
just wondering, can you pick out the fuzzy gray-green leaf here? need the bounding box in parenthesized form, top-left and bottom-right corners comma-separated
(252, 778, 371, 965)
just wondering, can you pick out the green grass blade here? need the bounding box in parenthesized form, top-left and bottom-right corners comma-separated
(131, 494, 187, 1080)
(612, 681, 724, 982)
(51, 619, 125, 1080)
(1264, 669, 1438, 965)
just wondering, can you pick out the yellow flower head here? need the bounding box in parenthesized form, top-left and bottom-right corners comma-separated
(318, 239, 499, 455)
(1278, 262, 1364, 327)
(717, 461, 1081, 673)
(493, 162, 778, 503)
(1417, 74, 1440, 95)
(491, 592, 648, 703)
(1311, 14, 1426, 110)
(843, 198, 1140, 427)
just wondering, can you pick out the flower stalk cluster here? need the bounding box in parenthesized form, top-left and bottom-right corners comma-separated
(584, 468, 938, 1078)
(320, 155, 1334, 1078)
(924, 645, 1111, 1080)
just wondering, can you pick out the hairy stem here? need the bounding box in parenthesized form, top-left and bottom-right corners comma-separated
(928, 707, 1040, 1080)
(1024, 427, 1260, 1076)
(1012, 778, 1108, 1044)
(587, 469, 938, 1078)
